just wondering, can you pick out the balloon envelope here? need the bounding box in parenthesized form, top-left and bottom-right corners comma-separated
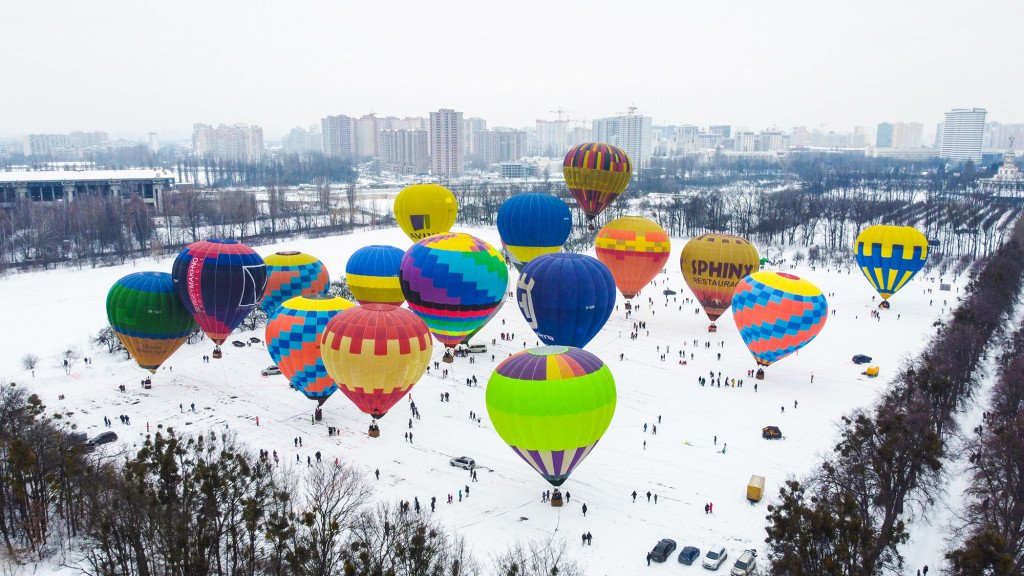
(732, 271, 828, 367)
(497, 193, 572, 266)
(563, 143, 632, 221)
(106, 272, 196, 373)
(260, 251, 330, 316)
(680, 234, 760, 322)
(855, 225, 928, 301)
(172, 239, 267, 345)
(394, 184, 458, 242)
(399, 233, 508, 347)
(595, 216, 671, 299)
(486, 346, 616, 486)
(265, 295, 354, 401)
(516, 253, 615, 348)
(346, 245, 406, 305)
(320, 304, 432, 418)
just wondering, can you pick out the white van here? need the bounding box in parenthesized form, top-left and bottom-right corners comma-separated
(467, 344, 487, 353)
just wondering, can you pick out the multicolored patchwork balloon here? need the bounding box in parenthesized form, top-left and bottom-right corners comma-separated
(394, 183, 458, 243)
(516, 253, 615, 348)
(731, 271, 828, 367)
(595, 216, 671, 299)
(399, 233, 508, 347)
(106, 272, 196, 373)
(345, 245, 405, 305)
(171, 239, 267, 345)
(260, 251, 330, 316)
(486, 346, 616, 486)
(680, 234, 760, 326)
(265, 295, 354, 402)
(320, 304, 432, 419)
(497, 193, 572, 267)
(563, 143, 632, 223)
(855, 225, 928, 303)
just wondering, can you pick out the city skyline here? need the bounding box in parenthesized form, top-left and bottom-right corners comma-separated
(1, 0, 1021, 139)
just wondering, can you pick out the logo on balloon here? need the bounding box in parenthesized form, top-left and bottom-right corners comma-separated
(517, 274, 539, 329)
(690, 260, 754, 285)
(241, 264, 266, 307)
(409, 214, 430, 233)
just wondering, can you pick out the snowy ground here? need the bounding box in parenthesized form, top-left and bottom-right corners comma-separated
(0, 226, 966, 575)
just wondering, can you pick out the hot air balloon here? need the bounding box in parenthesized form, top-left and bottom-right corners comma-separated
(320, 304, 432, 422)
(680, 234, 760, 332)
(731, 271, 827, 376)
(399, 233, 508, 348)
(345, 245, 405, 305)
(594, 216, 670, 299)
(260, 251, 330, 316)
(486, 346, 616, 486)
(106, 272, 196, 373)
(516, 253, 615, 348)
(855, 225, 929, 308)
(171, 239, 267, 347)
(394, 183, 458, 242)
(563, 143, 632, 227)
(265, 295, 354, 402)
(497, 193, 572, 267)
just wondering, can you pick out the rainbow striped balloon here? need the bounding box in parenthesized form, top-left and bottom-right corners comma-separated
(399, 233, 508, 347)
(265, 295, 354, 401)
(260, 251, 330, 316)
(731, 271, 828, 367)
(486, 346, 616, 486)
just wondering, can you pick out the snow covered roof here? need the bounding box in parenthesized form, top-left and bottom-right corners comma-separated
(0, 169, 175, 183)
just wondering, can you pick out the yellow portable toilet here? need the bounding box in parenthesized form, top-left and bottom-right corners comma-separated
(864, 365, 880, 378)
(747, 475, 765, 503)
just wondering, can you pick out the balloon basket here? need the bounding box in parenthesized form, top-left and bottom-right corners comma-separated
(588, 223, 595, 231)
(442, 352, 454, 364)
(707, 324, 718, 333)
(212, 347, 222, 359)
(879, 300, 890, 310)
(550, 495, 563, 507)
(624, 302, 632, 311)
(755, 368, 765, 380)
(368, 428, 380, 438)
(314, 408, 323, 422)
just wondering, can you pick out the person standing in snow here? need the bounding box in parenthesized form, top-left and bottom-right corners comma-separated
(704, 503, 710, 514)
(582, 503, 588, 516)
(646, 491, 651, 502)
(581, 532, 587, 545)
(632, 490, 637, 502)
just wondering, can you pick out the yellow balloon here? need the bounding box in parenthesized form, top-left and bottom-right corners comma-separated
(394, 184, 458, 242)
(680, 234, 760, 323)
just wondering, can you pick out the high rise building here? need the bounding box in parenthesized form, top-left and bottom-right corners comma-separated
(283, 126, 322, 155)
(192, 123, 263, 163)
(463, 117, 487, 157)
(733, 131, 756, 152)
(940, 108, 987, 163)
(566, 126, 592, 148)
(22, 131, 109, 157)
(477, 129, 528, 164)
(592, 113, 653, 169)
(892, 122, 923, 149)
(430, 109, 464, 177)
(355, 114, 380, 159)
(984, 122, 1024, 149)
(379, 129, 430, 174)
(321, 115, 356, 160)
(535, 120, 569, 157)
(876, 123, 894, 147)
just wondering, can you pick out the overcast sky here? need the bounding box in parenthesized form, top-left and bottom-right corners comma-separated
(2, 0, 1021, 140)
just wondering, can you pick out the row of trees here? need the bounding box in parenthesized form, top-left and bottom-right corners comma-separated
(0, 386, 581, 576)
(763, 217, 1024, 575)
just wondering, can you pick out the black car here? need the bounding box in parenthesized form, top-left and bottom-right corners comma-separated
(762, 426, 782, 439)
(87, 431, 118, 448)
(852, 354, 873, 364)
(231, 340, 247, 348)
(678, 546, 701, 565)
(649, 538, 677, 563)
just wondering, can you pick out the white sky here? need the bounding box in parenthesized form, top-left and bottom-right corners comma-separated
(1, 0, 1021, 140)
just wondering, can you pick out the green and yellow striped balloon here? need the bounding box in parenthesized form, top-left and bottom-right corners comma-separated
(106, 272, 197, 373)
(486, 346, 616, 486)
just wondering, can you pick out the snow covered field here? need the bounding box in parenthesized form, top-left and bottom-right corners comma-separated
(0, 226, 965, 574)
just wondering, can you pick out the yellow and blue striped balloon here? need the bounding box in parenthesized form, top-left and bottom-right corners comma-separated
(345, 245, 405, 305)
(854, 225, 928, 301)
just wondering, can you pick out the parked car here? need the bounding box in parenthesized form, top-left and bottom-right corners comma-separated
(762, 426, 782, 439)
(449, 456, 475, 470)
(249, 336, 261, 344)
(70, 431, 89, 444)
(702, 546, 727, 570)
(231, 340, 247, 348)
(678, 546, 701, 565)
(730, 550, 757, 576)
(649, 539, 676, 563)
(663, 288, 678, 296)
(262, 365, 281, 376)
(468, 343, 488, 353)
(87, 431, 118, 448)
(852, 354, 873, 364)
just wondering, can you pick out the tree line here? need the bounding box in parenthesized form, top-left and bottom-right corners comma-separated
(763, 216, 1024, 575)
(0, 385, 582, 576)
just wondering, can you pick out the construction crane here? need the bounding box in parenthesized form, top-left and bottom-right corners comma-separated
(550, 107, 570, 122)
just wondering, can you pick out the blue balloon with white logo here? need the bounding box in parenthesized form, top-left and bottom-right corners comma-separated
(516, 253, 616, 348)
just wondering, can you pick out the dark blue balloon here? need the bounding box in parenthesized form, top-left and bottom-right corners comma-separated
(516, 253, 616, 348)
(497, 194, 572, 266)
